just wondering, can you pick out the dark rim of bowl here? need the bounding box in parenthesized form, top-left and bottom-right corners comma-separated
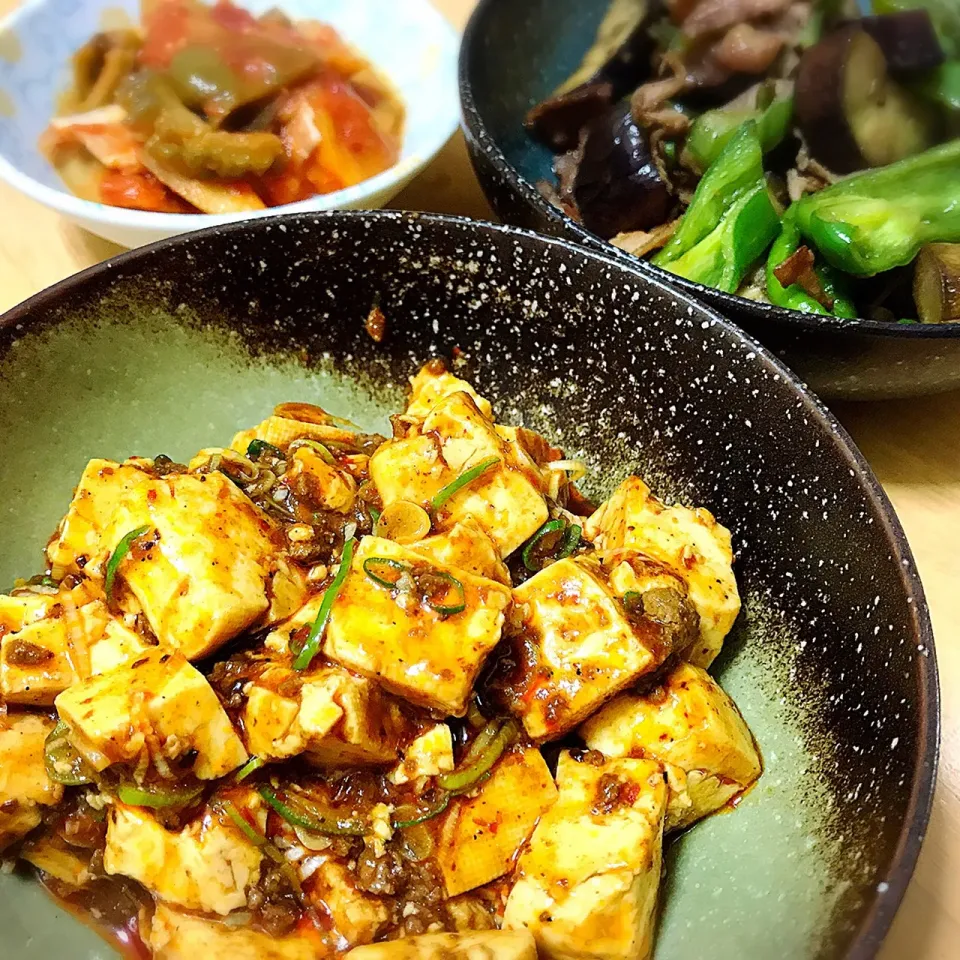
(0, 209, 940, 957)
(458, 0, 960, 340)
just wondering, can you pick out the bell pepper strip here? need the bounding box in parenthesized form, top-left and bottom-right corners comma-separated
(257, 785, 369, 836)
(659, 182, 781, 293)
(292, 537, 355, 671)
(437, 720, 518, 793)
(116, 783, 204, 808)
(685, 98, 794, 172)
(791, 139, 960, 276)
(654, 121, 770, 268)
(766, 217, 858, 317)
(104, 525, 151, 606)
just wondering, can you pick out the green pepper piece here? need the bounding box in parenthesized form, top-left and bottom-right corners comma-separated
(116, 783, 204, 808)
(765, 217, 858, 317)
(660, 182, 781, 293)
(792, 139, 960, 276)
(257, 785, 369, 836)
(686, 98, 794, 172)
(912, 60, 960, 113)
(166, 46, 241, 114)
(655, 122, 767, 267)
(247, 439, 284, 460)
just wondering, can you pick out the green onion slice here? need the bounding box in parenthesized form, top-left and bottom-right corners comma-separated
(246, 439, 284, 460)
(290, 439, 335, 463)
(362, 557, 409, 589)
(423, 571, 466, 617)
(104, 525, 150, 606)
(391, 793, 451, 830)
(257, 785, 369, 836)
(522, 520, 582, 572)
(430, 456, 500, 512)
(234, 756, 264, 782)
(363, 558, 465, 617)
(437, 720, 518, 793)
(43, 719, 95, 786)
(116, 783, 203, 809)
(293, 537, 356, 671)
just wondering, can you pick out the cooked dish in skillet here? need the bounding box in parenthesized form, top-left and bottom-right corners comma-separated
(39, 0, 404, 214)
(0, 363, 759, 959)
(527, 0, 960, 323)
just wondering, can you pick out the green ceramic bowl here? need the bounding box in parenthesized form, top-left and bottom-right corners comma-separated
(0, 212, 937, 959)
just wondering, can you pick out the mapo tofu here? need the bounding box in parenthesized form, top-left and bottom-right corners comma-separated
(1, 362, 757, 959)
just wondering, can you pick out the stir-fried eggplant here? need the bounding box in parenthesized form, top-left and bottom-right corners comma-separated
(571, 102, 672, 237)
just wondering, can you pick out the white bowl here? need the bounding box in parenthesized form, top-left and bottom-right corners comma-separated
(0, 0, 459, 247)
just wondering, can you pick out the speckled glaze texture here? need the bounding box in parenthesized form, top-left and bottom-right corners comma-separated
(0, 212, 937, 960)
(459, 0, 960, 401)
(0, 0, 459, 247)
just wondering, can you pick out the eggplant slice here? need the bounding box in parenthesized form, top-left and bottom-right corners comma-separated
(570, 101, 672, 238)
(859, 10, 945, 76)
(525, 0, 660, 152)
(795, 27, 937, 173)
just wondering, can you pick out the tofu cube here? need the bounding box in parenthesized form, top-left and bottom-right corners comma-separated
(0, 713, 63, 850)
(505, 558, 671, 740)
(325, 536, 511, 715)
(281, 446, 357, 513)
(369, 393, 548, 558)
(0, 587, 150, 705)
(404, 365, 494, 420)
(585, 477, 740, 667)
(55, 648, 248, 779)
(105, 804, 262, 915)
(100, 471, 292, 660)
(503, 753, 667, 960)
(46, 459, 151, 574)
(387, 723, 454, 785)
(148, 904, 321, 960)
(311, 861, 390, 945)
(346, 931, 538, 959)
(408, 519, 510, 585)
(580, 661, 762, 830)
(436, 747, 558, 897)
(243, 663, 408, 766)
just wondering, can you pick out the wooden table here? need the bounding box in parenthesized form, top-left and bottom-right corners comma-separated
(1, 0, 958, 955)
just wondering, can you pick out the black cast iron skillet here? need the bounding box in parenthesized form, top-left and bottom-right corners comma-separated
(459, 0, 960, 401)
(0, 211, 937, 959)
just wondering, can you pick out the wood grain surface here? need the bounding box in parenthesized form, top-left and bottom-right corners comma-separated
(0, 0, 957, 955)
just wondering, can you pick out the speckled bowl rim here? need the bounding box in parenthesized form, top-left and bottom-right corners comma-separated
(0, 0, 459, 231)
(458, 0, 960, 341)
(0, 208, 940, 959)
